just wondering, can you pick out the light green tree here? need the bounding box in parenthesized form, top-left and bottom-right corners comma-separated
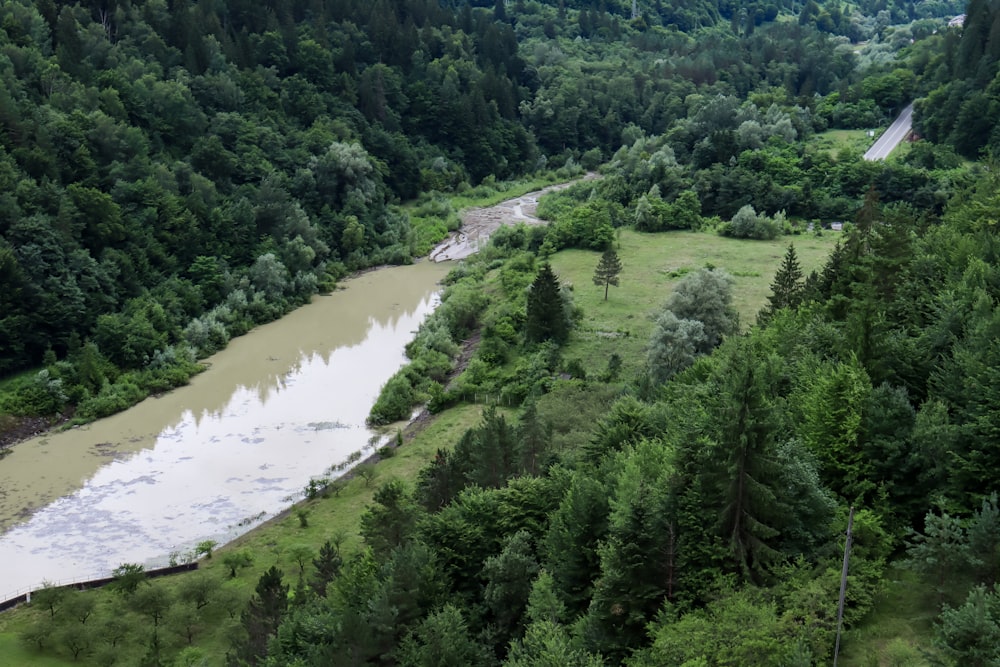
(647, 311, 706, 384)
(664, 268, 738, 352)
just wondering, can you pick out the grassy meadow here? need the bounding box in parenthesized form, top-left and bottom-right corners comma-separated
(837, 569, 943, 666)
(549, 227, 841, 380)
(809, 128, 873, 156)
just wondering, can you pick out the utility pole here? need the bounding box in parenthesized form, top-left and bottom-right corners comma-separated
(833, 506, 855, 667)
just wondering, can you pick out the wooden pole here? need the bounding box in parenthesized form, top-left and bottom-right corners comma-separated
(833, 506, 855, 666)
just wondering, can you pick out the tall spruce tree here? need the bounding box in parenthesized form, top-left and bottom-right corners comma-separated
(525, 263, 568, 344)
(228, 566, 288, 667)
(704, 340, 788, 581)
(592, 247, 623, 301)
(759, 243, 804, 323)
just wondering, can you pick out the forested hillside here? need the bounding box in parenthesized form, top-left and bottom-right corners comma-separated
(914, 0, 1000, 158)
(240, 169, 1000, 666)
(0, 0, 539, 382)
(4, 0, 1000, 664)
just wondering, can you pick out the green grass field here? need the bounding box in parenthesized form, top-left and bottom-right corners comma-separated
(810, 129, 873, 156)
(838, 568, 943, 666)
(549, 227, 841, 379)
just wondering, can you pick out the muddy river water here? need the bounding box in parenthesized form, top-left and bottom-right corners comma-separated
(0, 261, 448, 598)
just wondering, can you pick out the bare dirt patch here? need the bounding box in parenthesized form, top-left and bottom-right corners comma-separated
(0, 412, 72, 454)
(430, 173, 599, 262)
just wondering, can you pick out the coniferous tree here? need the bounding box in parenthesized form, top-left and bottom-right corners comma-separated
(469, 406, 520, 489)
(704, 340, 788, 581)
(544, 473, 610, 617)
(482, 530, 540, 651)
(525, 263, 568, 344)
(311, 539, 343, 598)
(229, 566, 288, 667)
(759, 243, 804, 324)
(517, 401, 551, 477)
(592, 247, 623, 301)
(935, 585, 1000, 666)
(360, 479, 422, 559)
(395, 605, 491, 666)
(581, 440, 674, 660)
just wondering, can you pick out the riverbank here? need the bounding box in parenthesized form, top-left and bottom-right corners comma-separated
(0, 261, 448, 595)
(0, 172, 588, 588)
(0, 171, 586, 454)
(0, 400, 488, 665)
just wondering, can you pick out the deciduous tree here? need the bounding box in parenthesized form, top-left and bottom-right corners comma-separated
(647, 311, 706, 384)
(664, 268, 738, 352)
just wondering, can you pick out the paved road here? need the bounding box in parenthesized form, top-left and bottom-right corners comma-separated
(863, 102, 914, 161)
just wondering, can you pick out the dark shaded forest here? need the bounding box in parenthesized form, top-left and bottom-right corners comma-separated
(915, 0, 1000, 158)
(0, 0, 975, 426)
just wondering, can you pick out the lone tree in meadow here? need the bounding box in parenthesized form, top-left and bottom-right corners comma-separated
(593, 247, 623, 301)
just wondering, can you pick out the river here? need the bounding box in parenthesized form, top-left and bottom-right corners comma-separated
(0, 261, 448, 598)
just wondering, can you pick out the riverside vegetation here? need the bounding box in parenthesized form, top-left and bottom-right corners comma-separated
(4, 0, 1000, 665)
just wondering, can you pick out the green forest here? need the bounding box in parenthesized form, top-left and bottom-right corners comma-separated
(4, 0, 1000, 664)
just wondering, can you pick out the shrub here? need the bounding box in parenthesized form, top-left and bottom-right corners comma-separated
(76, 379, 146, 420)
(368, 373, 417, 425)
(438, 282, 489, 339)
(110, 563, 146, 596)
(9, 369, 67, 416)
(406, 318, 460, 359)
(408, 350, 453, 384)
(195, 540, 218, 559)
(719, 204, 781, 240)
(427, 384, 459, 414)
(304, 477, 331, 500)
